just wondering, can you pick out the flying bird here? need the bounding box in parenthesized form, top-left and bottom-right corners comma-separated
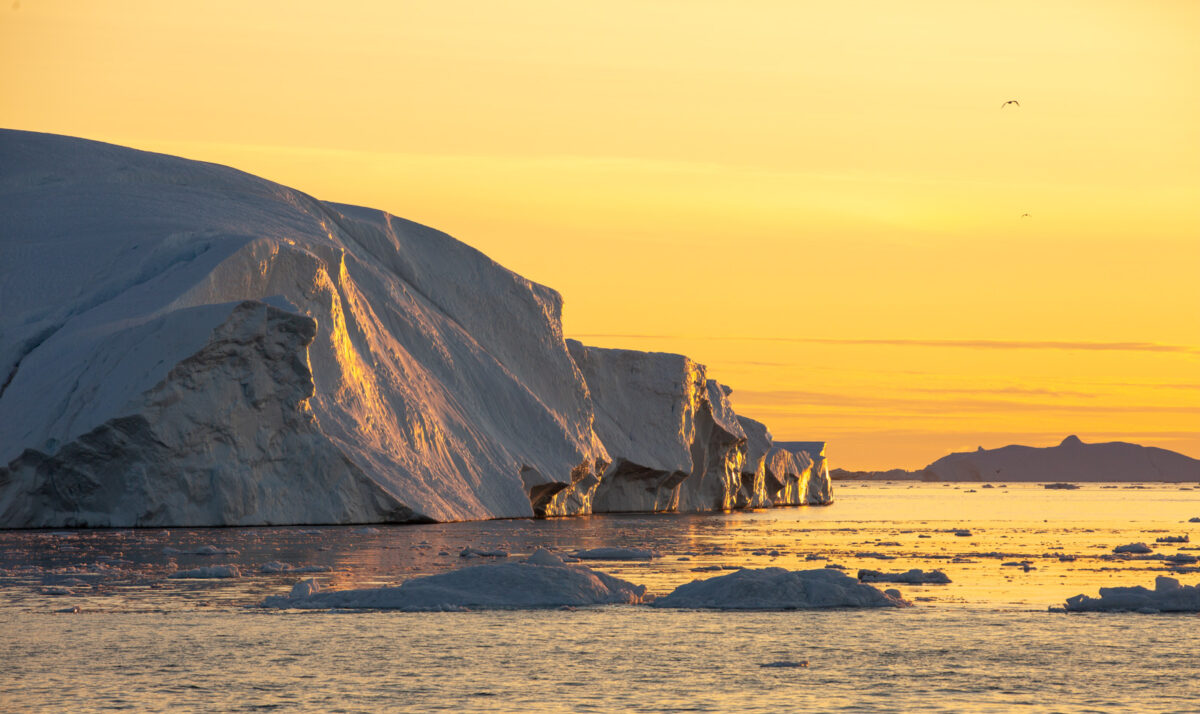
(1001, 100, 1020, 108)
(1021, 213, 1031, 218)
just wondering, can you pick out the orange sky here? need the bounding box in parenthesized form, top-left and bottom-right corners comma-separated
(3, 1, 1197, 469)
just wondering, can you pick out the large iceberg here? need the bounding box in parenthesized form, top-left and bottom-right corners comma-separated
(0, 129, 607, 527)
(0, 130, 834, 527)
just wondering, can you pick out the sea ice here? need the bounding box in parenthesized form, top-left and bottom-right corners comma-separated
(1062, 576, 1200, 613)
(857, 568, 951, 584)
(168, 565, 241, 579)
(1113, 543, 1153, 554)
(259, 549, 647, 610)
(650, 567, 910, 609)
(259, 562, 332, 574)
(573, 547, 655, 560)
(1156, 535, 1189, 543)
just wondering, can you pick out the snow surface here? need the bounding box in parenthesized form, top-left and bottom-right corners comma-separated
(1063, 576, 1200, 613)
(925, 436, 1200, 482)
(0, 129, 606, 526)
(651, 568, 910, 609)
(258, 549, 647, 610)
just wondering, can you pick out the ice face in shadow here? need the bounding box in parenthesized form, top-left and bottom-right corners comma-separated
(0, 129, 606, 527)
(258, 549, 647, 610)
(1062, 576, 1200, 613)
(565, 342, 748, 514)
(650, 568, 910, 609)
(735, 416, 773, 509)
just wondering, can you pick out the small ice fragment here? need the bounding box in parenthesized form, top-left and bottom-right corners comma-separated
(525, 549, 565, 567)
(460, 547, 509, 558)
(573, 547, 654, 560)
(168, 565, 241, 579)
(1113, 543, 1152, 554)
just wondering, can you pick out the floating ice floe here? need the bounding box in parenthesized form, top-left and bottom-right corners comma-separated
(459, 547, 509, 558)
(1113, 543, 1153, 554)
(168, 565, 241, 579)
(258, 562, 332, 574)
(1156, 535, 1189, 544)
(259, 549, 647, 611)
(1060, 576, 1200, 613)
(573, 547, 655, 560)
(857, 568, 951, 584)
(650, 568, 910, 609)
(163, 545, 239, 556)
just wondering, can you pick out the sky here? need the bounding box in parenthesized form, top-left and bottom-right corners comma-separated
(2, 0, 1197, 469)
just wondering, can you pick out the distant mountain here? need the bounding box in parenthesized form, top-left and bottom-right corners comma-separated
(833, 436, 1200, 483)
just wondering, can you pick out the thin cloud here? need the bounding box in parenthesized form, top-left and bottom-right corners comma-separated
(902, 386, 1098, 399)
(730, 389, 1200, 415)
(571, 334, 1198, 354)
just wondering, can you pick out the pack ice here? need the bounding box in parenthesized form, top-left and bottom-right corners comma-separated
(0, 130, 832, 527)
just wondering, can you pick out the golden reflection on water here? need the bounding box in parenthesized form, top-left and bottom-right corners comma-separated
(1, 483, 1198, 613)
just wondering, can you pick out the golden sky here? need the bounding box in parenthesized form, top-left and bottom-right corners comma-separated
(3, 1, 1197, 469)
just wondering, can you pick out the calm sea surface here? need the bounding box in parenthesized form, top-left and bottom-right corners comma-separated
(2, 483, 1198, 712)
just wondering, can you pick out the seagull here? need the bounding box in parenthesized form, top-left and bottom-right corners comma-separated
(1020, 213, 1031, 218)
(1001, 100, 1020, 108)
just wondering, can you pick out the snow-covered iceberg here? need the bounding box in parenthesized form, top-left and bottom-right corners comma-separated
(258, 549, 647, 610)
(1062, 576, 1200, 613)
(0, 129, 607, 527)
(925, 436, 1200, 482)
(651, 567, 910, 609)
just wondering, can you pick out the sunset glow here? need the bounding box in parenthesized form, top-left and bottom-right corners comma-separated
(4, 0, 1196, 468)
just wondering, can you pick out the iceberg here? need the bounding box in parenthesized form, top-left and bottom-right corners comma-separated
(258, 549, 647, 610)
(1062, 576, 1200, 613)
(735, 416, 773, 508)
(565, 343, 748, 514)
(651, 567, 910, 609)
(773, 441, 834, 505)
(0, 129, 607, 527)
(0, 130, 833, 527)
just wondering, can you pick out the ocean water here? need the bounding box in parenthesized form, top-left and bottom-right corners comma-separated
(2, 482, 1198, 712)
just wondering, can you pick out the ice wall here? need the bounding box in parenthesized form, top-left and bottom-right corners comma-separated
(0, 129, 607, 527)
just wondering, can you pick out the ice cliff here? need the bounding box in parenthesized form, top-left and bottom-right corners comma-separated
(566, 342, 832, 512)
(0, 129, 606, 526)
(0, 130, 832, 527)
